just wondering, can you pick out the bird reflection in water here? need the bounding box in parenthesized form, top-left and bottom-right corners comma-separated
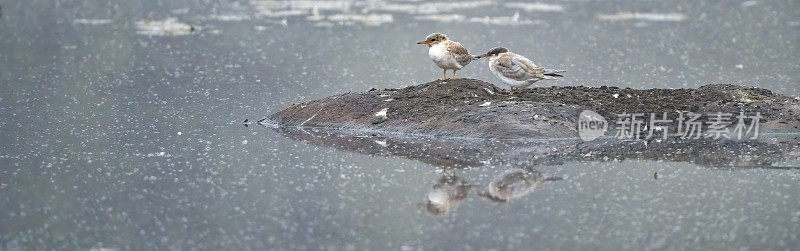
(478, 168, 563, 203)
(422, 168, 563, 215)
(422, 174, 474, 216)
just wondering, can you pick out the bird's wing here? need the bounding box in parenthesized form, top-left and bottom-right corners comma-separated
(446, 41, 473, 67)
(493, 54, 546, 81)
(512, 55, 550, 79)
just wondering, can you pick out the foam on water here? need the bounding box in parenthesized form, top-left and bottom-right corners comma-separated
(504, 2, 565, 12)
(370, 1, 492, 14)
(250, 0, 354, 12)
(224, 1, 558, 26)
(135, 18, 195, 36)
(205, 14, 251, 21)
(326, 13, 394, 26)
(414, 14, 466, 23)
(416, 12, 538, 25)
(597, 12, 686, 22)
(258, 9, 309, 17)
(469, 12, 538, 25)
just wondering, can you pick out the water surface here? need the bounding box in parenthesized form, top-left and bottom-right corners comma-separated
(1, 0, 799, 249)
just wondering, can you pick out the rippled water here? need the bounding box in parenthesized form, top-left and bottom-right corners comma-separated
(1, 0, 799, 249)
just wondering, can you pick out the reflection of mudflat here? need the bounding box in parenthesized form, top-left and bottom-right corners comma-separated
(272, 126, 800, 169)
(596, 12, 686, 22)
(272, 126, 798, 215)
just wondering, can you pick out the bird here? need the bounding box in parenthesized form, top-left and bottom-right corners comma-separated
(475, 47, 565, 95)
(417, 33, 473, 81)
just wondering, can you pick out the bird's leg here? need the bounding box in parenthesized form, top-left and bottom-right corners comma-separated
(443, 69, 448, 81)
(452, 70, 457, 80)
(509, 87, 515, 96)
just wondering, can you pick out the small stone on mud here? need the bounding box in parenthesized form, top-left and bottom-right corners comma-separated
(375, 108, 388, 117)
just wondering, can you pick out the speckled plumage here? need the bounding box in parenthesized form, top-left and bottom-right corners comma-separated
(418, 33, 474, 80)
(477, 47, 564, 94)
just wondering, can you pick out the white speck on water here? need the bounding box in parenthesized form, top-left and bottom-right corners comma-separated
(736, 64, 744, 69)
(314, 21, 334, 27)
(741, 0, 759, 8)
(613, 93, 619, 98)
(146, 152, 171, 157)
(479, 101, 491, 107)
(73, 18, 113, 25)
(242, 140, 248, 145)
(177, 131, 182, 135)
(171, 8, 189, 14)
(375, 140, 388, 147)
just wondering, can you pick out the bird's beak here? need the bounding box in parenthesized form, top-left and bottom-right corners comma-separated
(417, 41, 430, 45)
(475, 54, 488, 59)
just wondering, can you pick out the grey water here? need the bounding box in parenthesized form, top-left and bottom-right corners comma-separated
(1, 0, 800, 249)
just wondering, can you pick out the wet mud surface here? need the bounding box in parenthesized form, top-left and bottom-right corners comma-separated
(270, 79, 800, 139)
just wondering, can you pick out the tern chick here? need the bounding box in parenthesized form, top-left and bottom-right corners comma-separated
(417, 33, 474, 81)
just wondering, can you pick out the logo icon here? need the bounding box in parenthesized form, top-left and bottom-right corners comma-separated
(578, 110, 607, 141)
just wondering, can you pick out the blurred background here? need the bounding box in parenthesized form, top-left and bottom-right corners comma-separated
(1, 0, 799, 249)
